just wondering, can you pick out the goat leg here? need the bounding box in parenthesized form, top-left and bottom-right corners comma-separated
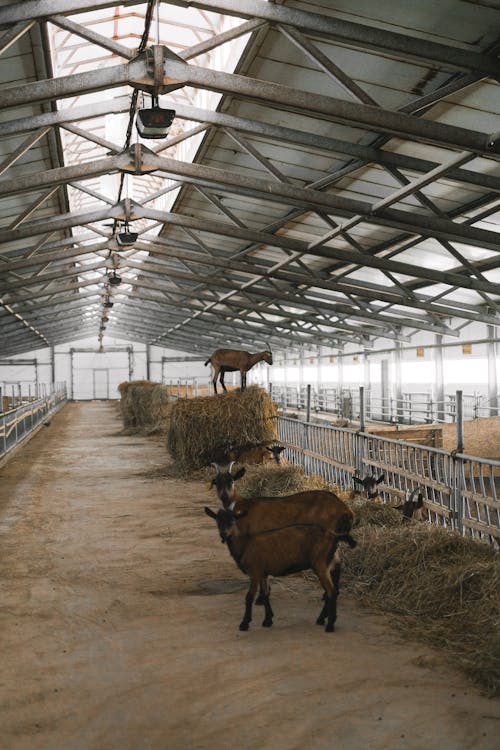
(260, 579, 274, 627)
(315, 565, 337, 632)
(239, 579, 258, 631)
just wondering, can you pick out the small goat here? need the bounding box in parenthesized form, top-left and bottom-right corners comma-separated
(204, 347, 273, 393)
(394, 487, 426, 522)
(205, 506, 356, 631)
(228, 444, 287, 466)
(352, 473, 385, 500)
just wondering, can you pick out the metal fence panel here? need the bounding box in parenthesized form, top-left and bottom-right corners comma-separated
(277, 415, 500, 548)
(0, 386, 67, 460)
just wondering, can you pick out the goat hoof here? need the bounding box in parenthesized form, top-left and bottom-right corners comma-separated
(316, 617, 325, 626)
(325, 624, 335, 633)
(239, 622, 249, 631)
(262, 619, 273, 628)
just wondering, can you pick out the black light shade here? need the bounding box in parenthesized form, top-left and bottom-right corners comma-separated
(136, 107, 175, 139)
(108, 271, 122, 286)
(117, 231, 138, 246)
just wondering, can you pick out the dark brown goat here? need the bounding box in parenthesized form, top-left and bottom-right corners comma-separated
(204, 348, 273, 393)
(209, 464, 355, 538)
(205, 506, 356, 631)
(352, 473, 385, 500)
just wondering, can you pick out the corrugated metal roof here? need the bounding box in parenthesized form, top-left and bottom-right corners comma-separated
(0, 0, 499, 357)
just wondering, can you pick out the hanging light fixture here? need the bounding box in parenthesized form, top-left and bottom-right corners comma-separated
(116, 219, 138, 247)
(136, 95, 175, 139)
(107, 269, 122, 286)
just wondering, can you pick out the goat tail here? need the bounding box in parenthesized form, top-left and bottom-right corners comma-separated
(204, 358, 211, 366)
(336, 512, 357, 549)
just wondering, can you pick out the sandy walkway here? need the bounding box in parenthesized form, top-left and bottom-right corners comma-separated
(0, 401, 498, 750)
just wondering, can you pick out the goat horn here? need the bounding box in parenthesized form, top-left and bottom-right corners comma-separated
(211, 462, 220, 471)
(228, 460, 235, 473)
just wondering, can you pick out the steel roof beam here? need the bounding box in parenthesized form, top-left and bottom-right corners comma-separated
(124, 245, 455, 335)
(168, 0, 500, 79)
(1, 52, 499, 156)
(2, 0, 499, 78)
(1, 150, 499, 265)
(2, 98, 499, 195)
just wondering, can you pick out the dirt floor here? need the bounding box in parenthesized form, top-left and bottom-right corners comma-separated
(0, 401, 498, 750)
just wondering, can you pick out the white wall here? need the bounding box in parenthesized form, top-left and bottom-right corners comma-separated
(0, 337, 213, 400)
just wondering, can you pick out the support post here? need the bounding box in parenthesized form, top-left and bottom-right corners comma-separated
(435, 334, 444, 422)
(487, 324, 498, 416)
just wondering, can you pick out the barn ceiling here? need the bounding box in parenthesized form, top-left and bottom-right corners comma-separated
(0, 0, 500, 358)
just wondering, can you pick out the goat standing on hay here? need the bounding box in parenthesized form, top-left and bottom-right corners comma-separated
(204, 347, 273, 393)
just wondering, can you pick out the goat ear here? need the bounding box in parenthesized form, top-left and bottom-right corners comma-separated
(353, 476, 363, 485)
(376, 474, 385, 484)
(204, 506, 217, 519)
(266, 446, 273, 452)
(234, 466, 246, 480)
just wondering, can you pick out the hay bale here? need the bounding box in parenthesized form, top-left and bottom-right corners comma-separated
(342, 524, 500, 696)
(118, 380, 173, 434)
(148, 385, 174, 434)
(118, 380, 154, 430)
(167, 385, 277, 469)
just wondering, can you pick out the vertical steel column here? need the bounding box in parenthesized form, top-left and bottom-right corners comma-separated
(128, 347, 133, 380)
(434, 334, 444, 422)
(394, 342, 403, 422)
(453, 390, 465, 534)
(487, 324, 498, 416)
(146, 344, 151, 381)
(69, 349, 74, 400)
(337, 356, 344, 415)
(50, 346, 55, 387)
(381, 359, 389, 421)
(363, 350, 370, 418)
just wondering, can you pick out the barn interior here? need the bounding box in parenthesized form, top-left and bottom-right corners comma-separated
(0, 3, 499, 748)
(0, 0, 499, 400)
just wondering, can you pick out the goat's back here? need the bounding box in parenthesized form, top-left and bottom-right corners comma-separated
(233, 490, 352, 536)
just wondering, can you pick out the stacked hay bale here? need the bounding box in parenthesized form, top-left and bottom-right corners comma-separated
(168, 385, 277, 470)
(118, 380, 173, 434)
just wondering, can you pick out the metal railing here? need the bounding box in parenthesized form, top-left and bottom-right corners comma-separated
(0, 384, 67, 460)
(276, 415, 500, 548)
(270, 384, 499, 424)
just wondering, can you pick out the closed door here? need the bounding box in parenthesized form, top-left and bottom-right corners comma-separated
(93, 369, 109, 399)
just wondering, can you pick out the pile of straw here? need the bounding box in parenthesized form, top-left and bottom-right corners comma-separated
(342, 525, 500, 695)
(118, 380, 173, 434)
(167, 385, 277, 469)
(235, 463, 332, 497)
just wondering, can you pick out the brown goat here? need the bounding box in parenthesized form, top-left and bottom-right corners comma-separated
(204, 348, 273, 393)
(209, 464, 355, 538)
(205, 506, 356, 631)
(228, 444, 287, 465)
